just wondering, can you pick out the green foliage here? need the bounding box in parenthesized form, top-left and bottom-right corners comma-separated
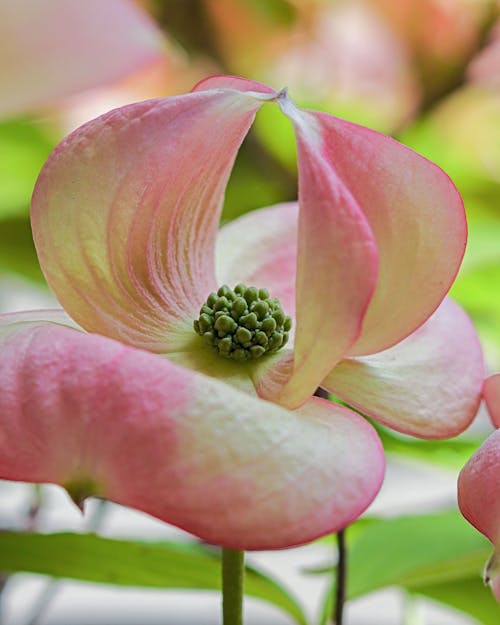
(346, 512, 490, 597)
(0, 217, 44, 282)
(0, 532, 307, 625)
(243, 0, 296, 25)
(316, 512, 500, 625)
(416, 578, 500, 625)
(0, 117, 57, 220)
(222, 129, 296, 222)
(375, 424, 486, 470)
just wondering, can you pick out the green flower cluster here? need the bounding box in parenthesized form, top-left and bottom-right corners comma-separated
(194, 284, 292, 361)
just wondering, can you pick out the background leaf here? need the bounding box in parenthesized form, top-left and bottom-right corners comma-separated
(415, 578, 500, 625)
(0, 117, 57, 220)
(0, 531, 308, 625)
(316, 511, 500, 625)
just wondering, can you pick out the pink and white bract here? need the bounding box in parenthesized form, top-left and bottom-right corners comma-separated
(0, 76, 485, 550)
(458, 388, 500, 603)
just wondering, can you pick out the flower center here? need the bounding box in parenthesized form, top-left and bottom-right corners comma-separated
(194, 284, 292, 361)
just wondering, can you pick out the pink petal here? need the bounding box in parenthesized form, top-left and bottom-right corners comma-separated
(458, 430, 500, 600)
(192, 75, 277, 95)
(255, 98, 379, 408)
(0, 324, 384, 550)
(484, 374, 500, 428)
(322, 298, 484, 438)
(0, 0, 165, 119)
(283, 104, 466, 357)
(32, 85, 272, 353)
(216, 202, 298, 329)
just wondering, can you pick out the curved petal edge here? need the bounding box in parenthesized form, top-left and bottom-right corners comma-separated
(322, 299, 485, 439)
(0, 324, 384, 550)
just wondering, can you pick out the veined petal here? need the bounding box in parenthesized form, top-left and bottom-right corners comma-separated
(0, 324, 384, 550)
(32, 84, 273, 353)
(281, 101, 465, 357)
(322, 299, 484, 438)
(256, 98, 379, 409)
(0, 0, 165, 119)
(484, 374, 500, 428)
(216, 202, 298, 332)
(458, 430, 500, 600)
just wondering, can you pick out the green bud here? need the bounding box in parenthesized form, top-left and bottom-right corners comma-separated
(252, 300, 269, 319)
(255, 331, 268, 346)
(272, 309, 286, 326)
(218, 336, 233, 353)
(214, 296, 230, 312)
(206, 292, 218, 307)
(231, 297, 247, 317)
(240, 312, 258, 329)
(214, 315, 237, 336)
(261, 317, 276, 335)
(244, 287, 259, 304)
(235, 326, 252, 345)
(250, 345, 266, 358)
(198, 313, 213, 333)
(269, 331, 283, 350)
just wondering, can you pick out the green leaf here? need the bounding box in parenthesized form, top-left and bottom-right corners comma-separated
(0, 532, 307, 625)
(0, 117, 58, 220)
(415, 578, 500, 625)
(0, 217, 45, 281)
(316, 512, 499, 625)
(346, 511, 490, 598)
(375, 425, 485, 470)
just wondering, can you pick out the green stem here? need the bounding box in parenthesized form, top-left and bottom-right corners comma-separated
(333, 529, 347, 625)
(222, 548, 245, 625)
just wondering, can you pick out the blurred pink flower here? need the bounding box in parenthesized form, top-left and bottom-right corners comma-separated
(485, 373, 500, 428)
(468, 19, 500, 87)
(0, 0, 165, 119)
(0, 76, 484, 550)
(458, 390, 500, 602)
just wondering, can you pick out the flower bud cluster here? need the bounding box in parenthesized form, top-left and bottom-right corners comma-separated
(194, 284, 292, 361)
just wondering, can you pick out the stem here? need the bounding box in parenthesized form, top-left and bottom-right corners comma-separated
(222, 548, 245, 625)
(334, 529, 347, 625)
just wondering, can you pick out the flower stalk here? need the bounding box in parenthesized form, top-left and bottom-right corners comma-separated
(334, 528, 347, 625)
(222, 548, 245, 625)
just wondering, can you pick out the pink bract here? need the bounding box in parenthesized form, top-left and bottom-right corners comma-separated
(0, 75, 485, 550)
(458, 428, 500, 602)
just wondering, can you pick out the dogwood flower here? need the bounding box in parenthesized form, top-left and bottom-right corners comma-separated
(458, 376, 500, 601)
(0, 0, 164, 119)
(0, 76, 484, 550)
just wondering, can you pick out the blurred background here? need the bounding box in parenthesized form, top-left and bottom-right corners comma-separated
(1, 1, 500, 624)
